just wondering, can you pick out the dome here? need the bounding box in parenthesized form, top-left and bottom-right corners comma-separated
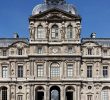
(32, 3, 78, 15)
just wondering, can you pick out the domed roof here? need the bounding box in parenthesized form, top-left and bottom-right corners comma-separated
(32, 3, 78, 15)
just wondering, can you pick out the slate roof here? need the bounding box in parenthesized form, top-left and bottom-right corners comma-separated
(0, 38, 29, 47)
(82, 38, 110, 47)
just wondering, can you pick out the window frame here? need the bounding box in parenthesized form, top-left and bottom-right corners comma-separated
(87, 65, 92, 78)
(66, 25, 73, 39)
(88, 48, 92, 55)
(2, 66, 8, 78)
(17, 95, 23, 100)
(103, 66, 108, 78)
(50, 63, 60, 78)
(37, 64, 44, 77)
(37, 25, 45, 39)
(67, 64, 73, 78)
(37, 47, 43, 54)
(1, 87, 7, 100)
(51, 25, 59, 39)
(18, 65, 23, 78)
(3, 50, 7, 56)
(18, 49, 22, 55)
(87, 95, 92, 100)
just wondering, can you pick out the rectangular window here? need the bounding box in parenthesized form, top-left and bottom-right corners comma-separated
(17, 95, 23, 100)
(18, 49, 22, 55)
(18, 65, 23, 78)
(103, 50, 107, 56)
(37, 65, 44, 77)
(37, 47, 42, 54)
(3, 50, 7, 56)
(51, 26, 58, 39)
(2, 66, 8, 78)
(103, 66, 108, 78)
(87, 66, 92, 78)
(68, 47, 72, 54)
(88, 48, 92, 55)
(67, 64, 73, 77)
(87, 95, 92, 100)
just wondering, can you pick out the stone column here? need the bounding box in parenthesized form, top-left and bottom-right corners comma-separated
(30, 85, 34, 100)
(61, 85, 65, 100)
(77, 85, 81, 100)
(46, 85, 49, 100)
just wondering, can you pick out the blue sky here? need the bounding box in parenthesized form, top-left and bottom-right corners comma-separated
(0, 0, 110, 38)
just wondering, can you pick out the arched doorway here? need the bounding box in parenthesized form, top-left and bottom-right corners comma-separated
(35, 86, 44, 100)
(66, 86, 74, 100)
(50, 86, 60, 100)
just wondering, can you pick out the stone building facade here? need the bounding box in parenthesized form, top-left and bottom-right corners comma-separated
(0, 0, 110, 100)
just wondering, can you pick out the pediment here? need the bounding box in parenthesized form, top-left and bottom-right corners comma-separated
(10, 41, 28, 48)
(29, 8, 81, 21)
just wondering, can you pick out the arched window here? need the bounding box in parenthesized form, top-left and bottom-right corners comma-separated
(50, 63, 60, 78)
(66, 86, 74, 100)
(35, 86, 44, 100)
(50, 86, 60, 100)
(66, 25, 73, 39)
(101, 87, 110, 100)
(37, 25, 45, 39)
(1, 87, 7, 100)
(51, 25, 59, 39)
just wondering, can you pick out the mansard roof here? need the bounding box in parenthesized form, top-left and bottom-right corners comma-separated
(0, 38, 29, 47)
(82, 38, 110, 47)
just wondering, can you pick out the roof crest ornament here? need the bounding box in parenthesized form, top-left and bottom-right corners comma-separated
(45, 0, 66, 5)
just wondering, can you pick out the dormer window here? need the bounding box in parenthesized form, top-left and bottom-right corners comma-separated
(51, 25, 59, 39)
(18, 49, 22, 55)
(66, 25, 73, 39)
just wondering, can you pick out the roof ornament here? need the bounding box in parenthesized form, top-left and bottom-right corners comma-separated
(45, 0, 66, 5)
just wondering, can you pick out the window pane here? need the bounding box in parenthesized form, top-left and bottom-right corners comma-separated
(2, 87, 7, 100)
(18, 66, 23, 78)
(67, 25, 73, 39)
(17, 95, 23, 100)
(102, 89, 109, 100)
(88, 48, 92, 55)
(67, 64, 73, 77)
(37, 47, 42, 54)
(103, 66, 108, 78)
(87, 95, 92, 100)
(3, 50, 7, 56)
(2, 66, 8, 78)
(37, 65, 44, 77)
(37, 25, 45, 39)
(51, 63, 60, 78)
(51, 25, 59, 39)
(18, 49, 22, 55)
(87, 66, 92, 78)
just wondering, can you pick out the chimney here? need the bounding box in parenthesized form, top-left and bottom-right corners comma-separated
(13, 33, 19, 38)
(91, 32, 96, 38)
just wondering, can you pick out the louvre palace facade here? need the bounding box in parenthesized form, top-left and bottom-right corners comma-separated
(0, 0, 110, 100)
